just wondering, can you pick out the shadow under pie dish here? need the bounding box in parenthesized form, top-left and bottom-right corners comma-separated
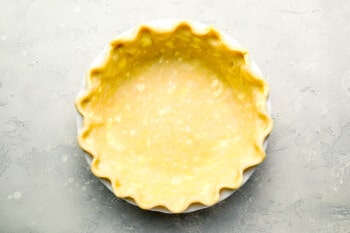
(75, 20, 273, 213)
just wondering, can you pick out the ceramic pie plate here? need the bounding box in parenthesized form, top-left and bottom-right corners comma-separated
(75, 19, 272, 213)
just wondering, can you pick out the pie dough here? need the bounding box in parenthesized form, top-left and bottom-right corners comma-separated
(76, 21, 273, 213)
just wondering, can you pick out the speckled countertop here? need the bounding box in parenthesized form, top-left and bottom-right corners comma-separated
(0, 0, 349, 232)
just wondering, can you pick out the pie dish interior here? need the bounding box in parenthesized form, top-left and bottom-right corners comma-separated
(76, 21, 273, 213)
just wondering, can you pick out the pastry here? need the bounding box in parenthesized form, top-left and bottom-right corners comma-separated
(76, 20, 273, 213)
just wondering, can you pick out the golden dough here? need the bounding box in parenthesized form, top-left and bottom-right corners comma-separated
(76, 22, 273, 213)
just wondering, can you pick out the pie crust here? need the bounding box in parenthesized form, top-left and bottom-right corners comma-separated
(76, 20, 273, 213)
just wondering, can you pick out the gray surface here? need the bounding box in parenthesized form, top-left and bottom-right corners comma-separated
(0, 0, 349, 232)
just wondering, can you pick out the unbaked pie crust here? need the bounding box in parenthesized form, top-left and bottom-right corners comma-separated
(76, 20, 273, 213)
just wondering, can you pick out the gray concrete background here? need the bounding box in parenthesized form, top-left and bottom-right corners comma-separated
(0, 0, 349, 232)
